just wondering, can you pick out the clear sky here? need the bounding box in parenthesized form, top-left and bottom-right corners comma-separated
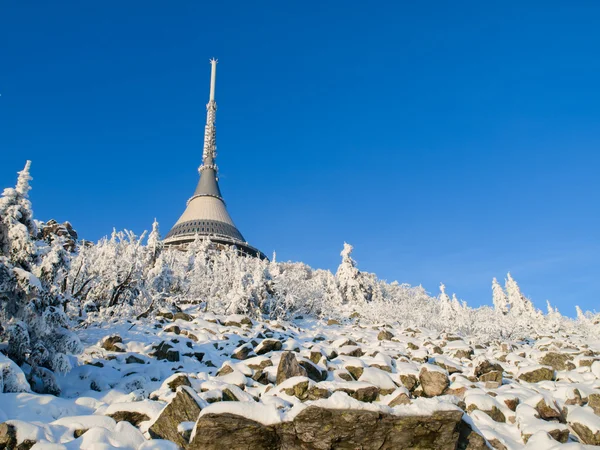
(1, 2, 599, 314)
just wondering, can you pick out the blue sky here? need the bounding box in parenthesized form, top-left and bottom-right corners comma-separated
(1, 2, 599, 314)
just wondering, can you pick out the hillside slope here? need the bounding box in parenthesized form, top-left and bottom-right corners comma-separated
(2, 304, 600, 449)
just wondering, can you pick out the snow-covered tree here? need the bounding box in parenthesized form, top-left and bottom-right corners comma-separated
(0, 161, 37, 268)
(492, 277, 509, 314)
(576, 305, 588, 322)
(146, 218, 162, 264)
(0, 161, 82, 394)
(336, 243, 368, 304)
(438, 283, 453, 321)
(505, 273, 537, 317)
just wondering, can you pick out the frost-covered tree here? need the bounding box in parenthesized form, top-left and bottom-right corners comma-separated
(451, 293, 463, 312)
(492, 277, 509, 315)
(0, 161, 82, 394)
(147, 252, 175, 296)
(438, 283, 454, 322)
(0, 161, 37, 268)
(68, 230, 591, 340)
(95, 230, 148, 309)
(336, 243, 369, 304)
(544, 300, 564, 332)
(505, 273, 537, 317)
(146, 218, 162, 265)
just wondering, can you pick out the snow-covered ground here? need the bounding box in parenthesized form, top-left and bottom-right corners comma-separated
(2, 305, 600, 449)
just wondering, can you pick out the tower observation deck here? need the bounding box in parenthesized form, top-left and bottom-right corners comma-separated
(163, 59, 266, 259)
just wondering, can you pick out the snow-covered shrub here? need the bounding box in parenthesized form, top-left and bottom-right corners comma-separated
(0, 353, 30, 393)
(72, 233, 595, 341)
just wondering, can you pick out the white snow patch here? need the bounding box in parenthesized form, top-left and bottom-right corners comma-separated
(197, 401, 282, 426)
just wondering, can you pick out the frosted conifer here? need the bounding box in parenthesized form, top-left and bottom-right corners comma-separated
(438, 283, 453, 320)
(0, 161, 82, 394)
(505, 273, 536, 316)
(492, 277, 509, 314)
(336, 243, 367, 304)
(147, 219, 161, 253)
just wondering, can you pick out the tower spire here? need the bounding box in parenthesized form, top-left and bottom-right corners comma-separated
(164, 58, 266, 259)
(201, 58, 218, 174)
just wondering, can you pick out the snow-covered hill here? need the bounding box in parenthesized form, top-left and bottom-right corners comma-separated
(2, 161, 600, 449)
(2, 306, 600, 448)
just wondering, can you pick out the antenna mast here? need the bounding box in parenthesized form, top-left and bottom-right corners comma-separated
(200, 58, 218, 173)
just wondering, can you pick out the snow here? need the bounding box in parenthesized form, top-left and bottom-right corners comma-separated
(516, 404, 569, 438)
(197, 401, 282, 426)
(63, 421, 146, 450)
(0, 303, 598, 449)
(285, 391, 386, 420)
(464, 393, 500, 411)
(568, 406, 600, 433)
(420, 363, 447, 375)
(217, 370, 249, 387)
(517, 364, 554, 378)
(525, 431, 583, 450)
(6, 420, 55, 446)
(177, 421, 195, 434)
(51, 415, 117, 432)
(102, 400, 164, 421)
(13, 267, 42, 291)
(138, 440, 180, 450)
(274, 376, 314, 392)
(0, 353, 31, 393)
(0, 393, 94, 422)
(358, 367, 396, 390)
(592, 361, 600, 379)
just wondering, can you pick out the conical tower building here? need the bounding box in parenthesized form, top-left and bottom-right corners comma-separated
(164, 59, 266, 259)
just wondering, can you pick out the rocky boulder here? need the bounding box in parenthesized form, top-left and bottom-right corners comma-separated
(255, 339, 282, 355)
(0, 423, 17, 449)
(306, 386, 330, 401)
(568, 407, 600, 445)
(231, 344, 254, 361)
(189, 413, 279, 450)
(533, 397, 561, 421)
(150, 342, 180, 362)
(108, 411, 150, 427)
(517, 366, 554, 383)
(167, 374, 192, 392)
(298, 360, 326, 382)
(419, 364, 449, 397)
(125, 355, 145, 365)
(149, 386, 203, 448)
(457, 421, 488, 450)
(588, 393, 600, 415)
(282, 378, 311, 400)
(39, 219, 78, 251)
(189, 404, 475, 450)
(346, 365, 364, 381)
(276, 352, 307, 385)
(101, 335, 125, 353)
(335, 385, 380, 403)
(173, 312, 193, 322)
(280, 406, 465, 449)
(539, 352, 576, 371)
(399, 373, 418, 391)
(388, 389, 411, 406)
(378, 330, 394, 341)
(164, 325, 181, 335)
(474, 360, 503, 380)
(466, 405, 505, 423)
